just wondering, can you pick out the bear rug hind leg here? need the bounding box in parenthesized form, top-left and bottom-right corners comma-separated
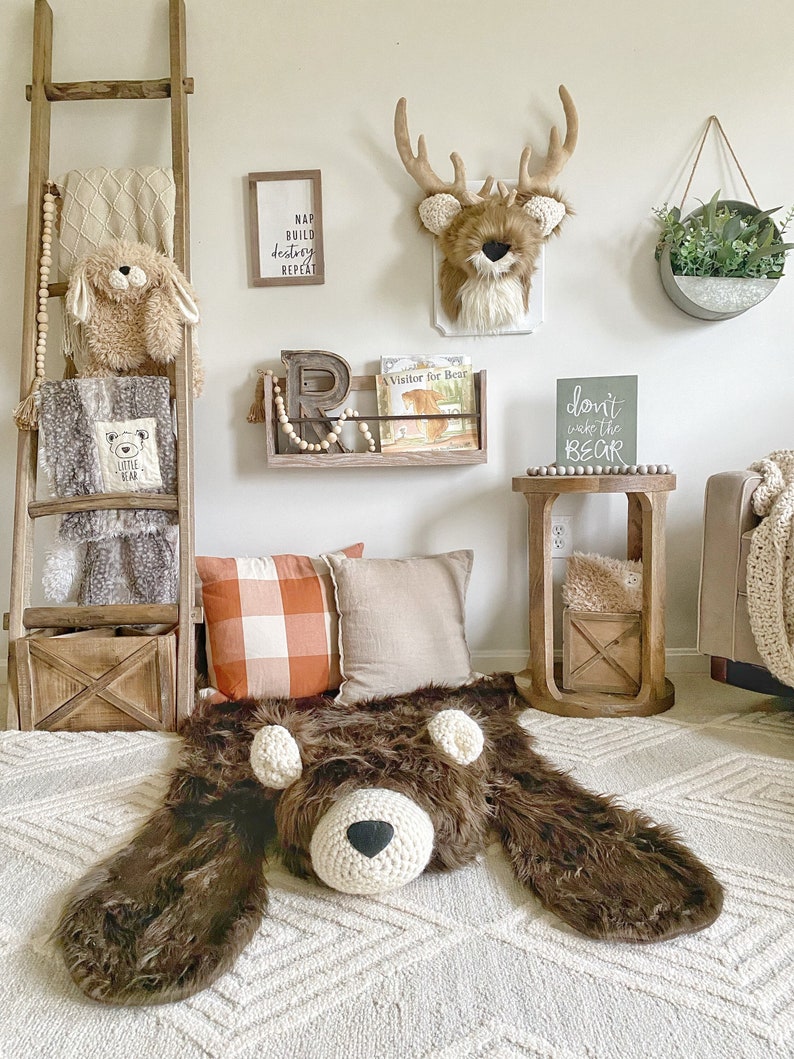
(56, 674, 723, 1005)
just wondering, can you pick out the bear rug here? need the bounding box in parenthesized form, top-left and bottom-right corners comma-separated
(0, 675, 792, 1058)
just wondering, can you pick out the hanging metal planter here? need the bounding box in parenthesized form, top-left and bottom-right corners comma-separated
(658, 199, 782, 321)
(654, 116, 793, 321)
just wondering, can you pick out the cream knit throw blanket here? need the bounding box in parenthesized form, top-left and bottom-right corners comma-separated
(745, 450, 794, 686)
(55, 166, 175, 274)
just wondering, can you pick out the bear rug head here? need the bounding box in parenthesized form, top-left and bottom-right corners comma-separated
(65, 238, 204, 395)
(56, 674, 723, 1006)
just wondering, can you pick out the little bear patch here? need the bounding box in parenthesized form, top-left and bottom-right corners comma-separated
(95, 416, 163, 490)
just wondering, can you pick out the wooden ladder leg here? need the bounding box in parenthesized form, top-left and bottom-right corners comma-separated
(169, 0, 196, 725)
(7, 0, 53, 730)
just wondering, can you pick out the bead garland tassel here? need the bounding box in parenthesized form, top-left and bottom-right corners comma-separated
(13, 183, 57, 430)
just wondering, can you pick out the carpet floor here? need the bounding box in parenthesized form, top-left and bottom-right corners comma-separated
(0, 675, 792, 1059)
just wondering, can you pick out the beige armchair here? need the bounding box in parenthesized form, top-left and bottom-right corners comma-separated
(698, 468, 794, 695)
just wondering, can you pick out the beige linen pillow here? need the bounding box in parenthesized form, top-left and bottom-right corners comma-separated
(323, 549, 474, 706)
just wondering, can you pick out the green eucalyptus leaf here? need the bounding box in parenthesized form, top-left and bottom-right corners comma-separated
(722, 215, 742, 242)
(750, 206, 782, 225)
(702, 190, 720, 232)
(746, 241, 794, 264)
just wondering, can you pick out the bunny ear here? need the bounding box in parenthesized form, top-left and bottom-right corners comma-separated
(161, 259, 200, 324)
(66, 264, 93, 322)
(171, 275, 200, 324)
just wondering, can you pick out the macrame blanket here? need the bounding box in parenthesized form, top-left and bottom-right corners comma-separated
(54, 166, 175, 276)
(38, 378, 178, 607)
(745, 450, 794, 686)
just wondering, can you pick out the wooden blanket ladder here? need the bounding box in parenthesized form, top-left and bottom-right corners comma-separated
(5, 0, 198, 732)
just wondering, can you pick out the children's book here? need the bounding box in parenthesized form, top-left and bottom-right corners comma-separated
(379, 354, 470, 375)
(376, 363, 478, 452)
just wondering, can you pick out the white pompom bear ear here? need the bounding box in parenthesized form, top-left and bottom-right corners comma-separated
(418, 193, 463, 235)
(523, 194, 567, 238)
(427, 709, 484, 765)
(250, 724, 303, 789)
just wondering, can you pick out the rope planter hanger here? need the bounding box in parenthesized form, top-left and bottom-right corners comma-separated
(654, 115, 794, 321)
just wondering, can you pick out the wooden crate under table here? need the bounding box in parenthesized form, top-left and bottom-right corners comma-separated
(562, 609, 641, 695)
(15, 627, 176, 731)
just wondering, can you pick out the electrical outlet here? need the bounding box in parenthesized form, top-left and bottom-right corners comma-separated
(551, 516, 573, 558)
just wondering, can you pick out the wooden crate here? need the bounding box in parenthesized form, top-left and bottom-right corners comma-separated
(15, 627, 176, 731)
(562, 609, 641, 695)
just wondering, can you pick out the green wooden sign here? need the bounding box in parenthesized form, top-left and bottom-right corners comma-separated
(556, 375, 637, 467)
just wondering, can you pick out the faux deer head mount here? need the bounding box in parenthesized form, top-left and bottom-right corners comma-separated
(395, 86, 578, 334)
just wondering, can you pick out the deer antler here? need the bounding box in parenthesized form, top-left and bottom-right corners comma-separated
(394, 98, 493, 206)
(517, 85, 578, 195)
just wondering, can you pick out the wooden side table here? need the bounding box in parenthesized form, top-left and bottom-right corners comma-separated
(511, 473, 676, 717)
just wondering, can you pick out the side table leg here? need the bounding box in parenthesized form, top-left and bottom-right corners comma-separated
(515, 491, 560, 705)
(637, 490, 671, 704)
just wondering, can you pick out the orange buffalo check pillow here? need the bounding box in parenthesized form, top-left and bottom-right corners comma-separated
(196, 544, 364, 700)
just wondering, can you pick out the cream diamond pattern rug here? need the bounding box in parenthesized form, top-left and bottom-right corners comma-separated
(1, 682, 792, 1059)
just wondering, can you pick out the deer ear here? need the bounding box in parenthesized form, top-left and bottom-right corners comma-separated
(418, 193, 462, 235)
(523, 194, 568, 238)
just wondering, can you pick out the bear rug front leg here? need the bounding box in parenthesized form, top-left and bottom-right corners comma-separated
(495, 765, 723, 943)
(56, 781, 275, 1005)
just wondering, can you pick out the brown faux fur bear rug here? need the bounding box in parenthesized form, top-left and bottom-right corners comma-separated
(56, 674, 723, 1006)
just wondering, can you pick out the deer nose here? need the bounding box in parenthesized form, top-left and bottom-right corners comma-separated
(118, 265, 131, 275)
(346, 820, 394, 858)
(482, 241, 511, 262)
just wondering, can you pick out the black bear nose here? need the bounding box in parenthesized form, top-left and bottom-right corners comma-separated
(482, 241, 511, 262)
(118, 265, 131, 275)
(346, 820, 394, 858)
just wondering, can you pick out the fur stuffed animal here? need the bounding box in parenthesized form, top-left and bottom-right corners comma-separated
(563, 552, 643, 613)
(56, 675, 722, 1006)
(66, 239, 204, 396)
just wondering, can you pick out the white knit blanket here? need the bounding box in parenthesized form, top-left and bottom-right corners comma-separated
(746, 450, 794, 686)
(54, 166, 175, 276)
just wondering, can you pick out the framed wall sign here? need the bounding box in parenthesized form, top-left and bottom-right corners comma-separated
(248, 170, 325, 287)
(556, 375, 638, 467)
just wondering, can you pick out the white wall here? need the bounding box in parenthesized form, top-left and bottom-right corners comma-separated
(2, 0, 793, 678)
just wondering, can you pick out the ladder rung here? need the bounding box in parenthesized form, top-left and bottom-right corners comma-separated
(25, 77, 194, 102)
(29, 493, 179, 519)
(47, 282, 67, 297)
(23, 604, 203, 629)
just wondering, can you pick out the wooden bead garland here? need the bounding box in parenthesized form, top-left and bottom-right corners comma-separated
(265, 369, 377, 453)
(525, 463, 672, 477)
(13, 183, 58, 430)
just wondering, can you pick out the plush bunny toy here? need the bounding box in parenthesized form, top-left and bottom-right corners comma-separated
(66, 238, 204, 395)
(57, 674, 722, 1006)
